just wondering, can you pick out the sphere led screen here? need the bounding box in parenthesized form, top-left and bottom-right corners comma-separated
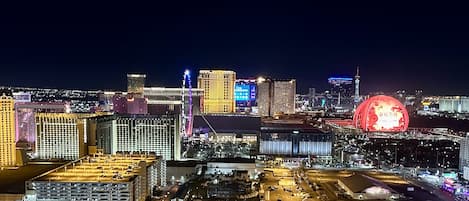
(353, 95, 409, 132)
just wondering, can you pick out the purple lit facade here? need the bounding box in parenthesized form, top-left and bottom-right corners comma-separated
(112, 94, 128, 114)
(127, 97, 148, 115)
(14, 102, 66, 150)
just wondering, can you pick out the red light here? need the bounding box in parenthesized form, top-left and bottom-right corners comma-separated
(353, 95, 409, 132)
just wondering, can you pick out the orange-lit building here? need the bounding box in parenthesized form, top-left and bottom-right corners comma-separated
(0, 92, 16, 167)
(198, 70, 236, 113)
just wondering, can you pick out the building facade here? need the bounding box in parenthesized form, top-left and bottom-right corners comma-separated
(259, 124, 333, 157)
(96, 114, 180, 160)
(35, 113, 89, 160)
(0, 93, 16, 167)
(198, 70, 236, 113)
(127, 97, 148, 115)
(257, 78, 296, 117)
(460, 136, 469, 178)
(234, 79, 257, 113)
(112, 93, 128, 114)
(143, 87, 204, 115)
(28, 154, 165, 201)
(15, 102, 66, 151)
(127, 74, 146, 97)
(439, 96, 469, 113)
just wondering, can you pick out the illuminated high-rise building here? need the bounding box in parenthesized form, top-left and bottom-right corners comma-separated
(96, 114, 180, 160)
(460, 136, 469, 180)
(127, 74, 146, 97)
(272, 79, 296, 115)
(197, 70, 236, 113)
(257, 77, 296, 117)
(257, 77, 272, 116)
(0, 92, 16, 167)
(15, 102, 66, 151)
(35, 113, 90, 160)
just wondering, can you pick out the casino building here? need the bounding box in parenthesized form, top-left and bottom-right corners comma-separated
(93, 114, 181, 160)
(35, 113, 95, 160)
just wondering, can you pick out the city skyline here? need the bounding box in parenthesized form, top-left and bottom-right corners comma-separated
(3, 2, 469, 201)
(1, 2, 469, 94)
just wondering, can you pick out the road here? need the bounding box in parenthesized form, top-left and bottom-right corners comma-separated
(303, 169, 452, 201)
(190, 167, 454, 201)
(403, 176, 456, 201)
(262, 168, 314, 201)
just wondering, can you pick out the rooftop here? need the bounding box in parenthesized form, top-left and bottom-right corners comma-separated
(261, 123, 327, 133)
(339, 174, 375, 193)
(166, 160, 203, 167)
(127, 74, 146, 78)
(208, 158, 255, 163)
(32, 154, 159, 183)
(199, 70, 236, 74)
(193, 115, 261, 133)
(0, 163, 63, 194)
(339, 174, 395, 193)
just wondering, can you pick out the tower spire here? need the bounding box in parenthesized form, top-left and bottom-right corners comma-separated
(354, 65, 360, 107)
(355, 65, 360, 78)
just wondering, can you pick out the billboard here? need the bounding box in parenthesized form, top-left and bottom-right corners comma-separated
(235, 81, 256, 102)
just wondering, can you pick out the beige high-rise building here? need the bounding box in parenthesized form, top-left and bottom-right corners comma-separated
(35, 113, 91, 160)
(0, 93, 16, 167)
(95, 114, 180, 161)
(198, 70, 236, 113)
(127, 73, 146, 97)
(257, 77, 296, 117)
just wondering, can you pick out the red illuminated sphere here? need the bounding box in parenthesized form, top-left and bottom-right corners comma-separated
(353, 95, 409, 132)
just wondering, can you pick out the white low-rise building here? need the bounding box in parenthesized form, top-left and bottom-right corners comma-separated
(206, 158, 262, 180)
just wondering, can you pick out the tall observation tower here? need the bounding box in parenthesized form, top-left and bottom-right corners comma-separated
(354, 66, 360, 107)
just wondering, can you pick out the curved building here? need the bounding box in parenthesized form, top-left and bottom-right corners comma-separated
(353, 95, 409, 132)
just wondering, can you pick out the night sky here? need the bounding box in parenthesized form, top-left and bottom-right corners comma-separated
(0, 2, 468, 94)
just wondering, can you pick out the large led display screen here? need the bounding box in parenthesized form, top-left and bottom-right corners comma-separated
(353, 95, 409, 132)
(235, 83, 256, 101)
